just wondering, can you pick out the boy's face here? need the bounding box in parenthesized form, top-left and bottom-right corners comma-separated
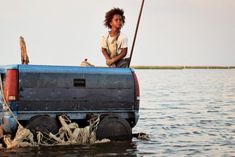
(110, 14, 123, 29)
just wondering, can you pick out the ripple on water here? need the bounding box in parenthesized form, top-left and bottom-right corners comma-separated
(133, 70, 235, 156)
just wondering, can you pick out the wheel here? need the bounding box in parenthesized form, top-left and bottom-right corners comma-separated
(96, 114, 132, 141)
(26, 115, 61, 137)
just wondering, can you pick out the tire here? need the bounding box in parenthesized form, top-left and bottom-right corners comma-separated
(26, 115, 61, 137)
(96, 114, 132, 141)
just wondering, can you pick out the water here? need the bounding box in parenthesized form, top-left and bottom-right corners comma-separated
(134, 69, 235, 157)
(1, 69, 235, 157)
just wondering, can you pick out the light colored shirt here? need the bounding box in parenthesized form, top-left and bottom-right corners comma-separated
(101, 32, 128, 58)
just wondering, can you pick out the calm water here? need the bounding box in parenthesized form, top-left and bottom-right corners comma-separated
(1, 69, 235, 157)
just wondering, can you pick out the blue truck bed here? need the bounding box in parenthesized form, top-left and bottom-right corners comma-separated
(0, 64, 139, 134)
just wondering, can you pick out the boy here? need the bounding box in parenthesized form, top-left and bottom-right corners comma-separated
(101, 8, 129, 68)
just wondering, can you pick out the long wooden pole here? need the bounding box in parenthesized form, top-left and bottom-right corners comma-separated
(128, 0, 145, 67)
(19, 36, 29, 65)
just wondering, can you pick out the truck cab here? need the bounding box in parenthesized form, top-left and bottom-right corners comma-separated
(0, 64, 139, 139)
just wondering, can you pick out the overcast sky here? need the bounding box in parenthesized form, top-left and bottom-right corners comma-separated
(0, 0, 234, 66)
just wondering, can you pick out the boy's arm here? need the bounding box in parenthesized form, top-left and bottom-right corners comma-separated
(101, 48, 110, 60)
(110, 48, 128, 64)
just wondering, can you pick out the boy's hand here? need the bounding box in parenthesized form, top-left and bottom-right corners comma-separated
(106, 58, 114, 66)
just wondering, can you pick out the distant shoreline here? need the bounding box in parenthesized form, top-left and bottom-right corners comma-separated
(131, 66, 235, 70)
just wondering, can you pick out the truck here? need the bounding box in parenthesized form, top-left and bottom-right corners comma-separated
(0, 64, 139, 140)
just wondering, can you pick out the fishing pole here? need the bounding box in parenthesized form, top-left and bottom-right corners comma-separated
(128, 0, 145, 67)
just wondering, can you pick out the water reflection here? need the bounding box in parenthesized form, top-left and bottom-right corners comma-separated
(0, 141, 138, 157)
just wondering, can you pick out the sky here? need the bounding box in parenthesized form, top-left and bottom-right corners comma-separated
(0, 0, 235, 66)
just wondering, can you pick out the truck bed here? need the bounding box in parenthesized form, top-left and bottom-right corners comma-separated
(0, 65, 139, 128)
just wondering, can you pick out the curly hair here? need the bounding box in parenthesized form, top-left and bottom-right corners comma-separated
(104, 8, 125, 29)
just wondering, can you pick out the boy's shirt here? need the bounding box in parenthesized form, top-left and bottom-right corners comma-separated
(101, 32, 128, 58)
